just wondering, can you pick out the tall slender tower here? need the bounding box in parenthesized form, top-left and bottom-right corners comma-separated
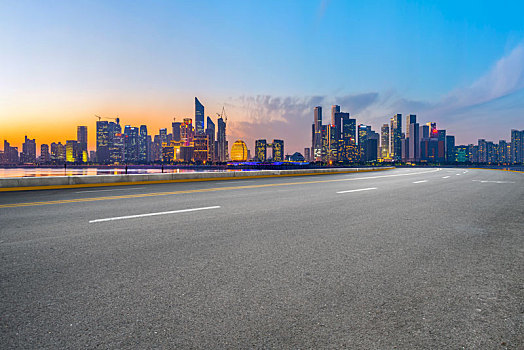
(313, 106, 322, 161)
(195, 97, 205, 135)
(390, 114, 402, 161)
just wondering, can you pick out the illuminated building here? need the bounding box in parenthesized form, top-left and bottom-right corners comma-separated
(110, 133, 124, 164)
(124, 126, 139, 163)
(230, 140, 248, 161)
(51, 142, 65, 163)
(271, 139, 284, 162)
(96, 121, 110, 163)
(138, 125, 148, 163)
(313, 106, 322, 161)
(446, 135, 455, 162)
(331, 105, 340, 125)
(181, 118, 194, 146)
(498, 140, 510, 163)
(216, 116, 227, 162)
(206, 117, 215, 162)
(172, 121, 181, 142)
(108, 119, 121, 164)
(40, 144, 50, 163)
(195, 97, 205, 135)
(327, 125, 338, 161)
(77, 126, 88, 163)
(193, 134, 209, 162)
(65, 140, 78, 163)
(390, 114, 402, 161)
(511, 129, 524, 164)
(255, 139, 267, 161)
(455, 145, 468, 162)
(381, 124, 389, 159)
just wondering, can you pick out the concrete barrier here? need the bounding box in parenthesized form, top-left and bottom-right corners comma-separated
(0, 167, 394, 191)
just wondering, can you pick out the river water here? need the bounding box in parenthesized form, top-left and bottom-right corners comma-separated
(0, 167, 240, 178)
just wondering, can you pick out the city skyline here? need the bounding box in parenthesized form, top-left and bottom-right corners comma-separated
(1, 1, 524, 152)
(2, 95, 523, 165)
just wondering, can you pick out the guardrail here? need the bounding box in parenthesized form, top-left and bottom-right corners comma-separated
(0, 167, 394, 191)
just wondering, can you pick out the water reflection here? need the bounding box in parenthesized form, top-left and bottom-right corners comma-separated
(0, 167, 242, 178)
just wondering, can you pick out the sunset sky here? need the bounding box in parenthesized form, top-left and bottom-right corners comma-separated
(1, 0, 524, 154)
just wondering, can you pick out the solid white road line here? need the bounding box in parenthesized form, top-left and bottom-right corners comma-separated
(337, 187, 377, 194)
(89, 206, 221, 223)
(413, 180, 428, 184)
(75, 187, 142, 193)
(456, 174, 461, 176)
(442, 176, 450, 179)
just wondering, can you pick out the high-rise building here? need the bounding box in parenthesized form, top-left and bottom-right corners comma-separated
(216, 116, 227, 162)
(124, 126, 139, 163)
(77, 126, 88, 163)
(181, 119, 194, 146)
(193, 133, 209, 162)
(172, 121, 181, 142)
(96, 121, 110, 163)
(511, 129, 524, 164)
(304, 147, 311, 162)
(1, 140, 19, 164)
(195, 97, 205, 135)
(478, 139, 487, 163)
(327, 124, 338, 161)
(331, 105, 340, 125)
(138, 125, 148, 163)
(271, 139, 284, 161)
(50, 142, 65, 163)
(205, 117, 215, 162)
(498, 140, 510, 163)
(313, 106, 323, 161)
(446, 135, 455, 162)
(381, 124, 389, 159)
(390, 114, 402, 161)
(107, 118, 121, 164)
(21, 136, 36, 163)
(65, 140, 78, 163)
(40, 144, 50, 163)
(230, 140, 248, 162)
(255, 139, 267, 161)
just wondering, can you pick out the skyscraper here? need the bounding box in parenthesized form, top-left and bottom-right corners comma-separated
(381, 124, 389, 159)
(313, 106, 322, 161)
(511, 129, 524, 164)
(139, 125, 148, 163)
(206, 116, 215, 162)
(390, 114, 402, 161)
(124, 126, 139, 163)
(216, 116, 227, 162)
(195, 97, 205, 135)
(255, 139, 267, 161)
(446, 135, 455, 162)
(271, 139, 284, 161)
(172, 121, 182, 142)
(21, 135, 36, 163)
(331, 105, 340, 125)
(96, 120, 110, 163)
(77, 126, 88, 163)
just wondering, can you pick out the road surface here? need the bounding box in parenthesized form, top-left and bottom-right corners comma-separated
(1, 167, 522, 348)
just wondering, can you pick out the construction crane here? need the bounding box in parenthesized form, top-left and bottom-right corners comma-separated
(216, 106, 227, 124)
(95, 115, 120, 124)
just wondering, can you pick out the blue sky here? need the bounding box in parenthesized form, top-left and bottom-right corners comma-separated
(1, 0, 523, 152)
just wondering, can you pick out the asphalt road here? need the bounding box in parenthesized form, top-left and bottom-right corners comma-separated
(1, 167, 523, 349)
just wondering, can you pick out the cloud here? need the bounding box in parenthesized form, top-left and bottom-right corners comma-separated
(226, 42, 524, 153)
(443, 42, 524, 109)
